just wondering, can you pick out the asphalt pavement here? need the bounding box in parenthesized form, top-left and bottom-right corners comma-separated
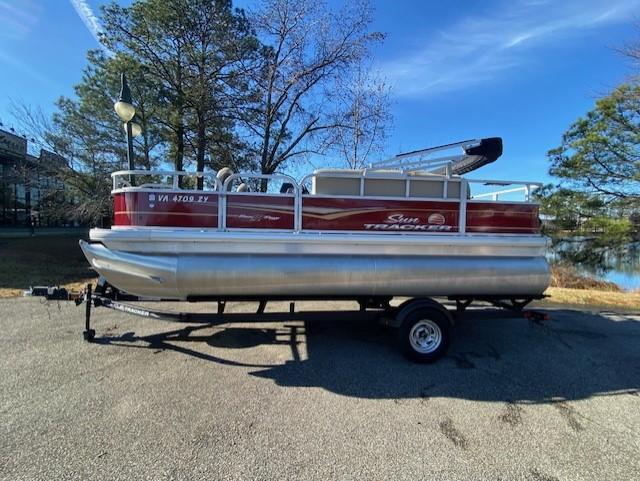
(0, 297, 639, 480)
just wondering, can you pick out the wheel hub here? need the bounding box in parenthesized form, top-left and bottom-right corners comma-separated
(409, 319, 442, 354)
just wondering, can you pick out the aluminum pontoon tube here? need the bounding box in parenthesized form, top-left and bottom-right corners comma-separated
(80, 241, 550, 300)
(89, 229, 549, 258)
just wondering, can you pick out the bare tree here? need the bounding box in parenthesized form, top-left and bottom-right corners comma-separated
(245, 0, 383, 185)
(8, 100, 117, 226)
(329, 62, 391, 169)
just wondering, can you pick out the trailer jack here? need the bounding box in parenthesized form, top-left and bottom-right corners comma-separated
(83, 284, 95, 341)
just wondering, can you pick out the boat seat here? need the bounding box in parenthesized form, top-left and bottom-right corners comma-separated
(408, 176, 462, 199)
(312, 170, 361, 196)
(311, 168, 462, 199)
(363, 178, 405, 196)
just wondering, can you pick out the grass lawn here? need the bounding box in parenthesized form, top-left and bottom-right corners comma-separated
(0, 235, 97, 298)
(543, 287, 640, 310)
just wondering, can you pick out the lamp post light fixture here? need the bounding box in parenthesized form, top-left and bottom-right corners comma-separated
(114, 73, 141, 179)
(127, 120, 142, 138)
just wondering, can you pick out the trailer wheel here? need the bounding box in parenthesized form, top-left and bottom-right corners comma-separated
(398, 308, 451, 363)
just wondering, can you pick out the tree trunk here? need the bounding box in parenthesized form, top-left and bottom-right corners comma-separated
(175, 120, 184, 186)
(143, 128, 150, 168)
(175, 62, 184, 187)
(196, 113, 206, 190)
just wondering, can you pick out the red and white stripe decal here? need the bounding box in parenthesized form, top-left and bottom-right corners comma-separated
(113, 192, 540, 234)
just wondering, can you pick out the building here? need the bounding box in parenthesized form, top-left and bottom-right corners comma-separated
(0, 128, 68, 227)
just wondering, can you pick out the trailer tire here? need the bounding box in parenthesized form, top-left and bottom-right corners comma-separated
(398, 307, 451, 363)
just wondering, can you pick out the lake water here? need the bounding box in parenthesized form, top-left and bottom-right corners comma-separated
(597, 244, 640, 291)
(603, 270, 640, 291)
(598, 247, 640, 290)
(549, 241, 640, 291)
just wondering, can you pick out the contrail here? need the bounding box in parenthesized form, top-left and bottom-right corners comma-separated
(69, 0, 114, 56)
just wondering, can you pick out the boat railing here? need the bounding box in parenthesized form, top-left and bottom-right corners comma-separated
(467, 179, 542, 202)
(112, 170, 222, 191)
(223, 173, 301, 230)
(111, 170, 542, 234)
(222, 172, 299, 193)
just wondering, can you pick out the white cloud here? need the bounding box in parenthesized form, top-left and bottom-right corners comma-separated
(0, 0, 42, 40)
(69, 0, 114, 56)
(0, 1, 45, 85)
(0, 49, 47, 85)
(381, 0, 640, 97)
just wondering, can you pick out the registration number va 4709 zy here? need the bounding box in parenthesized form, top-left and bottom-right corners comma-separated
(151, 193, 211, 203)
(171, 194, 210, 203)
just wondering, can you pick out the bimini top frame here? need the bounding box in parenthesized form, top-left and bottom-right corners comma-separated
(370, 137, 503, 175)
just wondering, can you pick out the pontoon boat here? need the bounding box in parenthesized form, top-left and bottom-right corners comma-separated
(80, 137, 549, 301)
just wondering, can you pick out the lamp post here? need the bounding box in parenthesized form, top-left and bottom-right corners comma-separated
(114, 73, 142, 181)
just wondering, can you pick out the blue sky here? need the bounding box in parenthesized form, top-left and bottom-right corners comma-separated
(0, 0, 639, 184)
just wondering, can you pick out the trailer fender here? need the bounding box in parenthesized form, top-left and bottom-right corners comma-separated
(391, 297, 454, 329)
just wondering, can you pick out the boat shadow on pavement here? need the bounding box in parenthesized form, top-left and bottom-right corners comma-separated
(93, 306, 640, 403)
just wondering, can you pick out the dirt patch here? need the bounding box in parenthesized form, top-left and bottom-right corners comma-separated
(499, 402, 523, 427)
(439, 418, 468, 449)
(551, 401, 584, 432)
(529, 468, 560, 481)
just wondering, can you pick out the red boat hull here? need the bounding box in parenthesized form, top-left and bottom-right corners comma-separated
(113, 192, 540, 234)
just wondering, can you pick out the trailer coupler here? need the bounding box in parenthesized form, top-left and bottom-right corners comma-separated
(26, 285, 85, 302)
(26, 284, 94, 340)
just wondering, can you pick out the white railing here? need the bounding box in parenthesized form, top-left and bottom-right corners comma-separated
(467, 179, 541, 202)
(111, 170, 541, 234)
(223, 172, 300, 231)
(112, 170, 222, 191)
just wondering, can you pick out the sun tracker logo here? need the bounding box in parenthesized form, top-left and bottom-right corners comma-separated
(363, 212, 452, 231)
(428, 213, 445, 225)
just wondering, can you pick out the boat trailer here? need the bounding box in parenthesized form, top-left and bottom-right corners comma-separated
(28, 281, 549, 363)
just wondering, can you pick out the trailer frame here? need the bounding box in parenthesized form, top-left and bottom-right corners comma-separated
(28, 281, 548, 363)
